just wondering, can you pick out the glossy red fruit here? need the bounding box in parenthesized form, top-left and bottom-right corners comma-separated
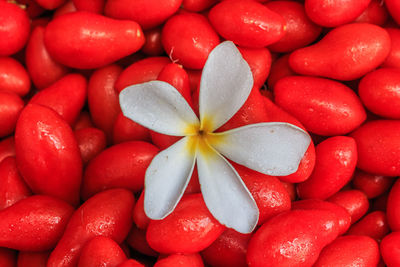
(47, 189, 135, 267)
(275, 76, 366, 136)
(238, 47, 271, 90)
(266, 1, 322, 52)
(182, 0, 217, 12)
(304, 0, 371, 27)
(381, 232, 400, 267)
(44, 12, 145, 69)
(72, 0, 105, 13)
(247, 210, 340, 267)
(289, 23, 391, 81)
(354, 0, 389, 25)
(29, 73, 87, 125)
(313, 235, 380, 267)
(133, 192, 150, 230)
(77, 236, 127, 267)
(328, 190, 369, 224)
(201, 229, 250, 267)
(53, 0, 77, 17)
(0, 2, 30, 56)
(141, 27, 164, 56)
(17, 251, 50, 267)
(208, 0, 286, 48)
(35, 0, 66, 9)
(104, 0, 182, 30)
(74, 127, 107, 164)
(25, 26, 69, 90)
(266, 54, 295, 89)
(0, 157, 31, 210)
(0, 137, 15, 163)
(81, 141, 159, 200)
(73, 111, 94, 131)
(117, 259, 145, 267)
(146, 194, 225, 254)
(154, 254, 204, 267)
(162, 13, 220, 69)
(0, 195, 73, 251)
(352, 169, 393, 199)
(0, 247, 16, 267)
(0, 91, 24, 138)
(383, 28, 400, 69)
(385, 0, 400, 24)
(15, 104, 82, 205)
(0, 57, 30, 96)
(297, 136, 357, 199)
(126, 225, 158, 257)
(387, 179, 400, 231)
(351, 120, 400, 176)
(112, 112, 151, 144)
(347, 211, 389, 241)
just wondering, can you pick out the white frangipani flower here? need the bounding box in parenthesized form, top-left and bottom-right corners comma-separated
(119, 41, 311, 233)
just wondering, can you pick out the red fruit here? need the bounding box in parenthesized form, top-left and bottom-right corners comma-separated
(354, 0, 389, 25)
(112, 112, 151, 144)
(267, 54, 295, 89)
(0, 57, 31, 96)
(201, 229, 250, 267)
(238, 47, 272, 90)
(352, 169, 393, 199)
(0, 137, 15, 163)
(385, 0, 400, 24)
(77, 236, 127, 267)
(274, 76, 366, 136)
(0, 247, 16, 267)
(0, 1, 30, 56)
(104, 0, 183, 30)
(72, 0, 105, 13)
(328, 190, 369, 224)
(304, 0, 371, 27)
(0, 195, 73, 251)
(381, 232, 400, 267)
(266, 1, 322, 52)
(154, 254, 204, 267)
(208, 0, 286, 48)
(146, 194, 225, 254)
(44, 12, 145, 69)
(35, 0, 66, 9)
(73, 111, 94, 131)
(0, 91, 24, 138)
(347, 211, 389, 241)
(162, 13, 220, 69)
(289, 23, 391, 81)
(53, 0, 77, 17)
(182, 0, 217, 12)
(387, 179, 400, 231)
(383, 28, 400, 69)
(117, 259, 145, 267)
(314, 235, 380, 267)
(47, 189, 135, 267)
(74, 127, 107, 164)
(126, 226, 158, 257)
(29, 73, 87, 125)
(247, 210, 340, 267)
(81, 141, 159, 200)
(141, 27, 164, 56)
(133, 192, 150, 230)
(17, 251, 50, 267)
(351, 120, 400, 176)
(25, 26, 69, 90)
(15, 104, 82, 205)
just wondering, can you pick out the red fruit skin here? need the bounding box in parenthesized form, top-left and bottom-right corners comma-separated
(297, 136, 357, 199)
(141, 27, 164, 56)
(0, 57, 30, 96)
(77, 236, 127, 267)
(247, 210, 340, 267)
(44, 12, 145, 69)
(74, 127, 107, 164)
(133, 192, 150, 230)
(47, 189, 135, 267)
(328, 190, 369, 224)
(146, 194, 225, 254)
(35, 0, 66, 9)
(112, 112, 151, 144)
(385, 0, 400, 24)
(154, 254, 204, 267)
(208, 0, 286, 48)
(17, 251, 50, 267)
(381, 232, 400, 267)
(352, 169, 393, 199)
(0, 137, 15, 163)
(267, 54, 295, 89)
(0, 247, 16, 267)
(274, 76, 366, 136)
(289, 23, 391, 81)
(53, 1, 77, 17)
(73, 111, 94, 130)
(313, 235, 380, 267)
(304, 0, 371, 27)
(182, 0, 217, 12)
(72, 0, 105, 13)
(15, 104, 82, 206)
(238, 47, 271, 90)
(266, 1, 322, 52)
(201, 229, 251, 267)
(0, 157, 31, 210)
(104, 0, 182, 30)
(0, 91, 24, 138)
(347, 211, 389, 242)
(351, 120, 400, 176)
(29, 73, 87, 125)
(0, 2, 30, 56)
(383, 28, 400, 69)
(234, 163, 291, 226)
(162, 13, 220, 69)
(117, 259, 145, 267)
(359, 68, 400, 119)
(126, 226, 158, 257)
(354, 0, 388, 25)
(81, 141, 159, 200)
(25, 26, 69, 90)
(0, 195, 73, 251)
(292, 199, 351, 235)
(115, 57, 171, 93)
(387, 179, 400, 231)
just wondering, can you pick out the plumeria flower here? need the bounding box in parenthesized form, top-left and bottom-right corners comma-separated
(119, 41, 311, 233)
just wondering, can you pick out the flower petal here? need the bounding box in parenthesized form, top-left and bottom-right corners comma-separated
(197, 144, 258, 234)
(144, 136, 197, 219)
(210, 122, 311, 176)
(120, 81, 199, 136)
(199, 41, 253, 132)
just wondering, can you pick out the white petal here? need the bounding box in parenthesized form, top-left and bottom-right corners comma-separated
(120, 81, 199, 136)
(211, 122, 311, 176)
(144, 136, 196, 219)
(199, 41, 253, 132)
(197, 144, 258, 234)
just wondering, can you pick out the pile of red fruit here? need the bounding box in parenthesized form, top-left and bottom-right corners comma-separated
(1, 0, 400, 266)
